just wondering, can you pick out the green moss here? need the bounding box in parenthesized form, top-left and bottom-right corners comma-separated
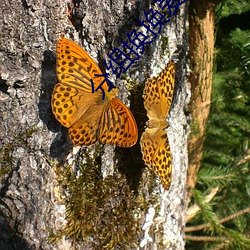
(118, 74, 139, 92)
(0, 144, 13, 178)
(119, 73, 128, 80)
(25, 126, 38, 138)
(189, 120, 201, 139)
(0, 126, 38, 178)
(161, 36, 169, 56)
(51, 150, 156, 248)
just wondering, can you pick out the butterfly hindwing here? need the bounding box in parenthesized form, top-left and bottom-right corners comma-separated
(98, 98, 138, 147)
(141, 128, 172, 190)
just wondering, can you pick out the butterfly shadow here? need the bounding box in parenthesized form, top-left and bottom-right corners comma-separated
(38, 49, 73, 161)
(115, 83, 147, 192)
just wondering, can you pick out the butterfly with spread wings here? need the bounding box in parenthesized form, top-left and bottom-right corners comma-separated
(140, 60, 175, 189)
(51, 38, 138, 147)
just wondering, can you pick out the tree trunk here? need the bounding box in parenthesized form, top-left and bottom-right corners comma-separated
(187, 0, 221, 203)
(0, 1, 189, 249)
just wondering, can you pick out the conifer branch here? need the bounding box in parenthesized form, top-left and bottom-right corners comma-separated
(236, 149, 250, 168)
(186, 187, 219, 222)
(185, 206, 250, 232)
(185, 235, 227, 242)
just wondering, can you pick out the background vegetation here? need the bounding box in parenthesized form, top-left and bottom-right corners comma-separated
(186, 1, 250, 249)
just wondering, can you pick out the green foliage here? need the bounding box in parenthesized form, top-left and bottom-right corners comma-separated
(218, 0, 250, 17)
(192, 189, 224, 233)
(187, 1, 250, 249)
(197, 165, 239, 188)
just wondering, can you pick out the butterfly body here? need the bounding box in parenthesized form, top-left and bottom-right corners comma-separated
(147, 117, 169, 130)
(140, 61, 175, 190)
(52, 38, 138, 147)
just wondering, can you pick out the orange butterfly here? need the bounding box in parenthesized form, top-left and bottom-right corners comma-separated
(51, 38, 138, 147)
(140, 61, 175, 189)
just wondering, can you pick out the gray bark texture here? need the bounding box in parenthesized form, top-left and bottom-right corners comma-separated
(0, 0, 189, 249)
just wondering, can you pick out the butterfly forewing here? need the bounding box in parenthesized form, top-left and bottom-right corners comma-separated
(52, 83, 79, 127)
(143, 60, 175, 119)
(56, 38, 107, 92)
(158, 60, 175, 117)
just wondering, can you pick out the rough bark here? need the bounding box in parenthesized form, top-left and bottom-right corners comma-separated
(0, 0, 189, 249)
(187, 0, 220, 203)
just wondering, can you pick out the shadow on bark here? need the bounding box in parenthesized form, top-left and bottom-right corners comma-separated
(39, 49, 73, 161)
(0, 209, 33, 250)
(116, 81, 147, 191)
